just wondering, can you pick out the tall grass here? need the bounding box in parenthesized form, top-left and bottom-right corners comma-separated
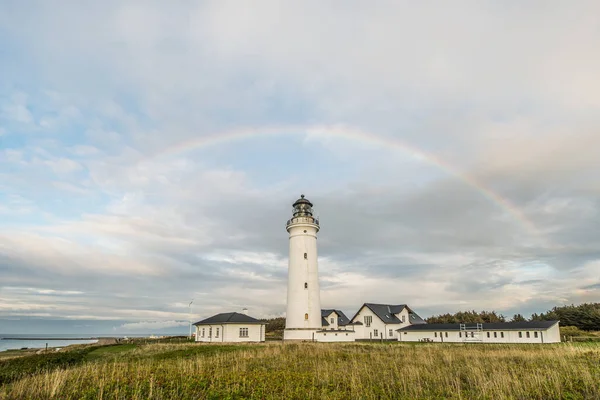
(1, 342, 599, 399)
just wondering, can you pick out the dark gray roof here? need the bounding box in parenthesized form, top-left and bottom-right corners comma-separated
(350, 303, 426, 325)
(321, 317, 329, 326)
(398, 320, 559, 331)
(193, 312, 264, 325)
(293, 194, 313, 207)
(322, 309, 351, 326)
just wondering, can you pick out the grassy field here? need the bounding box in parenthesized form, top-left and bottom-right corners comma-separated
(1, 341, 599, 399)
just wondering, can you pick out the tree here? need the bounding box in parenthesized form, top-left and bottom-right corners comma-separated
(512, 314, 526, 322)
(534, 303, 600, 331)
(426, 310, 506, 324)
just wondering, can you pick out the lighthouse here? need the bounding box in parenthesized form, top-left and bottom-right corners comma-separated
(283, 194, 322, 341)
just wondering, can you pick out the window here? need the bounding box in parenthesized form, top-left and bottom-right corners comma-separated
(304, 282, 308, 289)
(202, 328, 205, 338)
(304, 253, 307, 259)
(215, 328, 219, 338)
(519, 332, 523, 338)
(526, 332, 530, 338)
(459, 332, 462, 338)
(305, 313, 309, 320)
(373, 329, 378, 337)
(494, 332, 497, 338)
(330, 318, 334, 324)
(445, 332, 448, 338)
(534, 332, 538, 338)
(239, 328, 249, 337)
(470, 332, 474, 338)
(487, 332, 490, 338)
(209, 327, 212, 338)
(434, 332, 437, 337)
(501, 332, 504, 338)
(389, 329, 393, 337)
(364, 316, 372, 327)
(402, 315, 406, 323)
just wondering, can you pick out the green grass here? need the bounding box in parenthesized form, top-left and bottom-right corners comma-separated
(0, 347, 95, 386)
(1, 342, 599, 399)
(86, 344, 138, 360)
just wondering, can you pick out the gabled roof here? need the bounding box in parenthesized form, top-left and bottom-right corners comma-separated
(350, 303, 426, 325)
(398, 320, 559, 331)
(321, 309, 351, 326)
(193, 312, 265, 325)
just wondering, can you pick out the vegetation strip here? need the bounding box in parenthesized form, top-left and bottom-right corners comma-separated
(1, 341, 599, 399)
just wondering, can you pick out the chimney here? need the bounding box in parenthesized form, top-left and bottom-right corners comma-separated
(242, 308, 249, 315)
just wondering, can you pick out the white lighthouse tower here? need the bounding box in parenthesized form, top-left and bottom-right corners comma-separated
(284, 194, 322, 341)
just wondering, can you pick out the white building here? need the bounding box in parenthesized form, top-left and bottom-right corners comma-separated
(194, 312, 266, 343)
(321, 309, 352, 330)
(398, 321, 561, 343)
(284, 195, 323, 341)
(349, 303, 427, 340)
(315, 309, 356, 341)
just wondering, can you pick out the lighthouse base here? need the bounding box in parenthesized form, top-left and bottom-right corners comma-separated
(283, 328, 320, 341)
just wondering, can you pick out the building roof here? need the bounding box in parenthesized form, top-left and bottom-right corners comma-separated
(193, 312, 265, 325)
(350, 303, 426, 325)
(398, 320, 560, 331)
(321, 309, 351, 326)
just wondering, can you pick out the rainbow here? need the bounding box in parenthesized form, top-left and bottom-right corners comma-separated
(145, 124, 539, 236)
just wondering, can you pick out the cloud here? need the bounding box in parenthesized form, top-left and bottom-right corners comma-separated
(0, 1, 599, 333)
(1, 92, 34, 125)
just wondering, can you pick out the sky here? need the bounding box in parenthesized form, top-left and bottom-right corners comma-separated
(1, 1, 599, 335)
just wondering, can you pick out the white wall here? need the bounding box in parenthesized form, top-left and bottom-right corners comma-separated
(542, 324, 561, 343)
(284, 218, 321, 341)
(324, 311, 338, 330)
(283, 329, 320, 341)
(399, 325, 561, 344)
(315, 330, 355, 342)
(195, 324, 265, 342)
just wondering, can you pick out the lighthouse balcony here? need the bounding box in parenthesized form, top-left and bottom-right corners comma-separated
(286, 217, 319, 227)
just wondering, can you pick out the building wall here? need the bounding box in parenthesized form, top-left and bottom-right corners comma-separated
(351, 306, 408, 340)
(283, 329, 320, 341)
(195, 324, 265, 342)
(399, 326, 561, 344)
(543, 324, 561, 343)
(324, 311, 338, 330)
(315, 330, 355, 342)
(284, 219, 321, 340)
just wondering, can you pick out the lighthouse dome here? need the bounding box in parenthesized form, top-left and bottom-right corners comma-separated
(292, 194, 314, 216)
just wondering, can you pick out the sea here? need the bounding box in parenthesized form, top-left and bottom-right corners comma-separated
(0, 334, 161, 352)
